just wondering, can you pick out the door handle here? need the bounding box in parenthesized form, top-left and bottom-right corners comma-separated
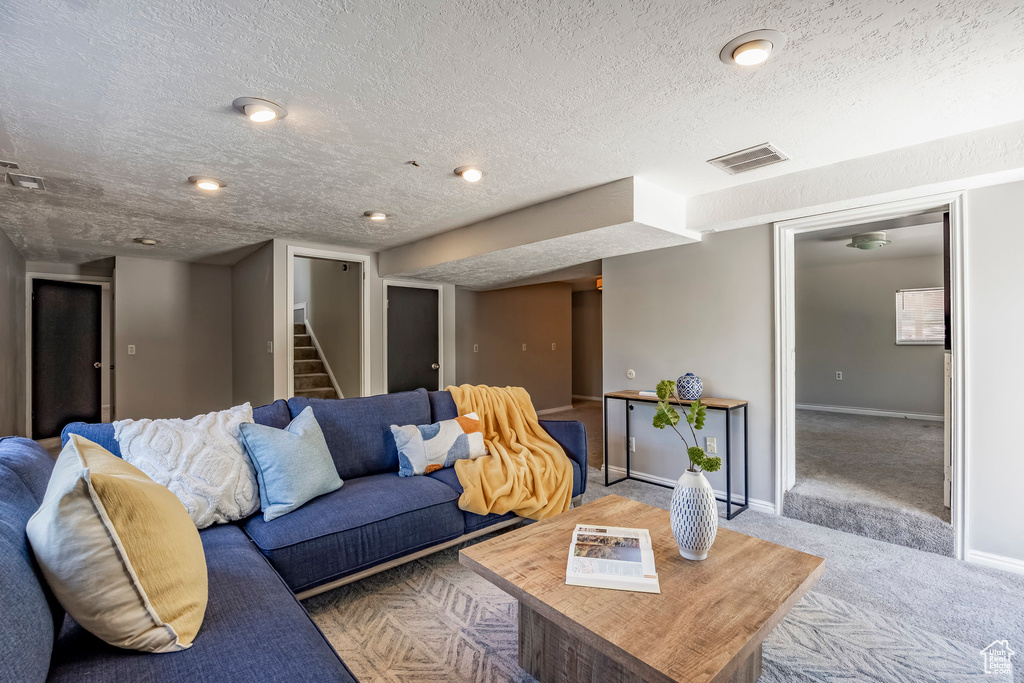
(93, 362, 102, 369)
(431, 363, 440, 370)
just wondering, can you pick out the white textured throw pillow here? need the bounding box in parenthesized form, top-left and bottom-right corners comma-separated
(113, 404, 259, 528)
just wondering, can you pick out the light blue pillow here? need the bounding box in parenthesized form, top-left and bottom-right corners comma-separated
(238, 406, 342, 522)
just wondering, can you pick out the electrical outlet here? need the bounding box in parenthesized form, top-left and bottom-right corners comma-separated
(706, 437, 717, 454)
(127, 345, 136, 356)
(551, 343, 556, 351)
(835, 371, 843, 381)
(266, 341, 273, 354)
(522, 344, 527, 351)
(629, 437, 636, 453)
(473, 344, 479, 353)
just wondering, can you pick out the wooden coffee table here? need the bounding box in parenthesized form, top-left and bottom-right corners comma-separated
(459, 495, 824, 683)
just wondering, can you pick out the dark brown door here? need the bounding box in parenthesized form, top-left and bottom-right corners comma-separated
(387, 286, 440, 393)
(32, 279, 102, 439)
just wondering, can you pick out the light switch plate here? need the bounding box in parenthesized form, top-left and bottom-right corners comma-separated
(522, 344, 527, 351)
(266, 341, 274, 354)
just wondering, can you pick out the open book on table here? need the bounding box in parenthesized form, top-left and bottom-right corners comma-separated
(565, 524, 660, 594)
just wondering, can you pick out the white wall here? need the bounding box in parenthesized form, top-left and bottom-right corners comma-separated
(114, 256, 233, 420)
(0, 229, 26, 437)
(603, 226, 773, 503)
(293, 256, 362, 398)
(271, 240, 456, 398)
(231, 242, 275, 407)
(796, 255, 945, 415)
(964, 180, 1024, 566)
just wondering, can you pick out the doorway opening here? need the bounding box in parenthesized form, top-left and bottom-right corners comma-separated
(383, 280, 443, 393)
(27, 275, 112, 440)
(288, 250, 367, 399)
(774, 195, 965, 558)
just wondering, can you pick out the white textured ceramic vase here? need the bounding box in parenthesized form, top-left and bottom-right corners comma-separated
(669, 469, 718, 561)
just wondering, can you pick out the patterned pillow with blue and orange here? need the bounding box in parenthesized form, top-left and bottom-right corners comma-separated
(391, 413, 489, 477)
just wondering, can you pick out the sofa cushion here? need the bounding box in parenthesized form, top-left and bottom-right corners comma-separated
(288, 389, 431, 480)
(253, 399, 292, 429)
(47, 524, 355, 683)
(428, 390, 458, 422)
(28, 435, 208, 653)
(0, 437, 61, 683)
(61, 422, 118, 456)
(427, 467, 518, 533)
(244, 472, 464, 592)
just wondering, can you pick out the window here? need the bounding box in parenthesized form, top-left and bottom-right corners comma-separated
(896, 287, 944, 345)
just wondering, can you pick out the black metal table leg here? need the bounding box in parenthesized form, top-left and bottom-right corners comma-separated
(725, 406, 732, 519)
(603, 395, 609, 486)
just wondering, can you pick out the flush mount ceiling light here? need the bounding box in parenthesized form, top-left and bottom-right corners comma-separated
(133, 237, 160, 246)
(719, 29, 787, 66)
(846, 231, 892, 250)
(232, 97, 287, 122)
(363, 211, 387, 221)
(188, 176, 226, 191)
(454, 166, 483, 183)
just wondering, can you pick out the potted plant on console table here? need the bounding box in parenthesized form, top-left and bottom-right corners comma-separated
(652, 379, 722, 561)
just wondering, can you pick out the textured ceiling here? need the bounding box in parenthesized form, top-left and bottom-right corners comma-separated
(1, 1, 1023, 264)
(797, 222, 943, 268)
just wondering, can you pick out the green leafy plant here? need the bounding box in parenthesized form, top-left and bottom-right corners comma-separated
(651, 379, 722, 473)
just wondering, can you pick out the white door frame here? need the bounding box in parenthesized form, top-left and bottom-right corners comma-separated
(286, 246, 371, 398)
(25, 273, 113, 436)
(773, 192, 967, 559)
(382, 279, 444, 392)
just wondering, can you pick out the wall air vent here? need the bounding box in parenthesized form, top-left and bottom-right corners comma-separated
(707, 143, 788, 175)
(6, 172, 46, 191)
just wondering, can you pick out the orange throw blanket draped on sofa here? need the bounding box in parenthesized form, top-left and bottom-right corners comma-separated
(448, 384, 573, 521)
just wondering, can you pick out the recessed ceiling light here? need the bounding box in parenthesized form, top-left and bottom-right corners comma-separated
(232, 97, 287, 122)
(188, 176, 226, 191)
(364, 211, 387, 221)
(133, 237, 160, 246)
(719, 29, 787, 67)
(454, 166, 483, 183)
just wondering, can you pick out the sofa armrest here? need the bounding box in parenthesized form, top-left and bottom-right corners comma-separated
(539, 419, 588, 496)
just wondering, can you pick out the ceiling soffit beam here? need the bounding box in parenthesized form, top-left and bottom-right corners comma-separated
(378, 177, 699, 283)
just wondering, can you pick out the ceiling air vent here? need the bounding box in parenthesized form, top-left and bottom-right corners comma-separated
(707, 143, 788, 175)
(6, 172, 46, 191)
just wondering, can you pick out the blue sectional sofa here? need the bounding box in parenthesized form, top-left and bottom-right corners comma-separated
(1, 388, 587, 682)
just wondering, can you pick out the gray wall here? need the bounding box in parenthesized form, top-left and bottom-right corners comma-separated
(293, 256, 362, 398)
(232, 243, 275, 406)
(603, 227, 773, 502)
(0, 229, 26, 437)
(964, 180, 1024, 564)
(796, 255, 944, 415)
(571, 289, 602, 399)
(114, 256, 233, 420)
(456, 282, 572, 411)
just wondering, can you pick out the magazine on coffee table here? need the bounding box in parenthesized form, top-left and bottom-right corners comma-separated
(565, 524, 660, 594)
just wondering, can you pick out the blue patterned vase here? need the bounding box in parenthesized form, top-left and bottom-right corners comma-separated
(669, 469, 718, 561)
(676, 373, 703, 400)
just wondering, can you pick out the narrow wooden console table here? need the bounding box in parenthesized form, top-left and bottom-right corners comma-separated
(603, 390, 750, 519)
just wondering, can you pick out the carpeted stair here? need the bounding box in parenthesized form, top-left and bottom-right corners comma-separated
(294, 322, 339, 399)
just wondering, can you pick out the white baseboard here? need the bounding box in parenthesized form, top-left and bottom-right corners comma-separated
(796, 403, 944, 422)
(537, 404, 575, 415)
(603, 465, 775, 515)
(965, 548, 1024, 576)
(571, 394, 602, 402)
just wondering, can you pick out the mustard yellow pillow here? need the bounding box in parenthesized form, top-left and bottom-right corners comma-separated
(27, 435, 208, 652)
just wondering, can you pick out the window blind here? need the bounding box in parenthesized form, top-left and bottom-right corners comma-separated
(896, 287, 944, 345)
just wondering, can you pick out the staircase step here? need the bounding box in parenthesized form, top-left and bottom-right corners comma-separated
(294, 359, 325, 375)
(295, 373, 332, 390)
(295, 346, 318, 361)
(294, 387, 339, 400)
(294, 334, 312, 347)
(293, 323, 306, 334)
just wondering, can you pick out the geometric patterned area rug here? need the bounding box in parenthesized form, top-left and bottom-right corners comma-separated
(304, 535, 1012, 683)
